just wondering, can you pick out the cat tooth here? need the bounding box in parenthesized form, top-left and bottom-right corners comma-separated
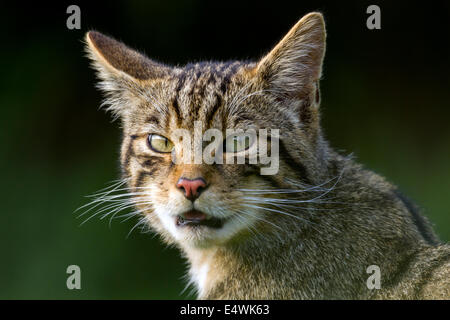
(176, 216, 185, 226)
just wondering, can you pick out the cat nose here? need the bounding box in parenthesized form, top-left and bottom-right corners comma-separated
(176, 177, 207, 201)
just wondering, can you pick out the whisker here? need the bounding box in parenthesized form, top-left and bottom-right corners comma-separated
(126, 216, 150, 238)
(241, 203, 316, 228)
(90, 178, 130, 194)
(236, 209, 283, 232)
(75, 193, 149, 219)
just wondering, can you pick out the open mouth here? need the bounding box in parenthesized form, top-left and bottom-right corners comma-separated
(176, 210, 225, 229)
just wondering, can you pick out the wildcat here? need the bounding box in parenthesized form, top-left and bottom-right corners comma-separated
(84, 12, 449, 299)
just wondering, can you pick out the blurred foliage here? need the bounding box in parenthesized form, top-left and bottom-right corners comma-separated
(0, 0, 448, 299)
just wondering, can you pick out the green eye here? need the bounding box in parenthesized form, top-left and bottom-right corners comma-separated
(148, 134, 174, 153)
(224, 135, 252, 153)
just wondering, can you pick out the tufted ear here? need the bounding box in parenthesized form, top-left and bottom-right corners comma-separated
(85, 31, 171, 119)
(256, 13, 326, 105)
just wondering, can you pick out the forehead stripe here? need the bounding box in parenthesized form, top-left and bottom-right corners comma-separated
(205, 93, 223, 128)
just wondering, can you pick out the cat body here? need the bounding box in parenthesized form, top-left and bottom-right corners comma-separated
(85, 12, 449, 299)
(185, 156, 450, 299)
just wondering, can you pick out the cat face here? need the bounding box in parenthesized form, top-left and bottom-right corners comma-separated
(86, 13, 326, 248)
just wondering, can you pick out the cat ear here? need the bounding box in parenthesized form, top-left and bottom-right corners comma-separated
(256, 12, 326, 103)
(85, 31, 170, 81)
(85, 31, 171, 118)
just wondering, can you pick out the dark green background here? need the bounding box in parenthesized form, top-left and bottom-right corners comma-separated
(0, 1, 449, 299)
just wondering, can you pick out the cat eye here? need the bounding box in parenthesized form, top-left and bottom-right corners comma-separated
(224, 134, 253, 153)
(148, 134, 174, 153)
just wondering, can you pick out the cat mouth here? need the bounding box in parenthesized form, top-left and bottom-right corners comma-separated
(176, 210, 225, 229)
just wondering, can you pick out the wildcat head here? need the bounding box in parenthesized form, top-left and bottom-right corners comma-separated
(85, 12, 326, 249)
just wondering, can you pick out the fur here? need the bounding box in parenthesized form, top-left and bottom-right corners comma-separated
(84, 12, 449, 299)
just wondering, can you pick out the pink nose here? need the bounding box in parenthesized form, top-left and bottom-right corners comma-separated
(176, 178, 207, 201)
